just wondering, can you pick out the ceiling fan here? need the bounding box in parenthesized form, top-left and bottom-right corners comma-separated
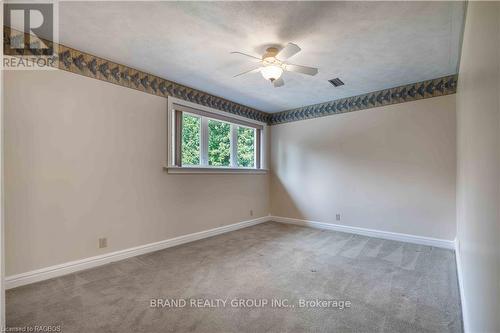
(231, 43, 319, 88)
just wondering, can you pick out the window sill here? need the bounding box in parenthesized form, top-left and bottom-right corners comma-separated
(164, 166, 268, 174)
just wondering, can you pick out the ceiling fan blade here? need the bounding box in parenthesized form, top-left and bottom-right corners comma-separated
(277, 43, 301, 60)
(273, 77, 284, 88)
(233, 66, 261, 78)
(230, 51, 262, 61)
(285, 64, 318, 76)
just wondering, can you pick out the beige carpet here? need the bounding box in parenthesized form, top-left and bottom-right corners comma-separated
(7, 222, 462, 332)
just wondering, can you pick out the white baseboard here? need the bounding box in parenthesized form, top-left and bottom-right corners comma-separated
(273, 216, 463, 329)
(5, 215, 270, 289)
(271, 216, 455, 249)
(6, 215, 457, 290)
(455, 239, 469, 333)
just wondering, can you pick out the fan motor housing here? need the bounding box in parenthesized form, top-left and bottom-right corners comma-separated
(263, 47, 279, 60)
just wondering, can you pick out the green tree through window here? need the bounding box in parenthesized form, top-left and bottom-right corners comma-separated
(237, 127, 255, 167)
(179, 109, 260, 169)
(208, 119, 231, 166)
(181, 114, 200, 166)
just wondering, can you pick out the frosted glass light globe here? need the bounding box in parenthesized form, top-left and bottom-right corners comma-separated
(261, 65, 283, 81)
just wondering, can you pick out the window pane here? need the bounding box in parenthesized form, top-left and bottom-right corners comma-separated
(181, 114, 200, 166)
(208, 119, 231, 166)
(237, 126, 255, 167)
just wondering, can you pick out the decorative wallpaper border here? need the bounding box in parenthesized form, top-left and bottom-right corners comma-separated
(4, 26, 457, 126)
(269, 75, 458, 125)
(3, 26, 270, 123)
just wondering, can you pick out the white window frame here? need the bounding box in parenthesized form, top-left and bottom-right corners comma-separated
(166, 97, 268, 174)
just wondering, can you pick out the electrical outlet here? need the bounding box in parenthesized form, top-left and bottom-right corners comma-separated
(99, 237, 107, 248)
(250, 209, 254, 216)
(336, 214, 341, 221)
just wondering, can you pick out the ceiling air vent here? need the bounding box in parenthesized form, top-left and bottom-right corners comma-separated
(329, 78, 344, 87)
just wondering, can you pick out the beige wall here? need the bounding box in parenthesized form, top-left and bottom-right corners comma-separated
(456, 2, 500, 332)
(4, 57, 461, 278)
(270, 95, 457, 240)
(4, 70, 269, 276)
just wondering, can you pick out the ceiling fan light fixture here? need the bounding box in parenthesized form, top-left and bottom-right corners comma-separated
(231, 42, 319, 87)
(261, 64, 283, 81)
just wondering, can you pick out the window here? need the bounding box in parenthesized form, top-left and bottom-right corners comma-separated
(181, 114, 201, 166)
(237, 126, 255, 168)
(167, 98, 266, 173)
(208, 119, 231, 167)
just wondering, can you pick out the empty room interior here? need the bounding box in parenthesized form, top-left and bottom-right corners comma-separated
(2, 1, 500, 332)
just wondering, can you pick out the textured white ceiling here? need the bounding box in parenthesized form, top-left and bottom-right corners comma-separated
(58, 1, 465, 112)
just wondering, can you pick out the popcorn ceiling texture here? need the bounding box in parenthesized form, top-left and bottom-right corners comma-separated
(4, 22, 458, 125)
(55, 1, 465, 112)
